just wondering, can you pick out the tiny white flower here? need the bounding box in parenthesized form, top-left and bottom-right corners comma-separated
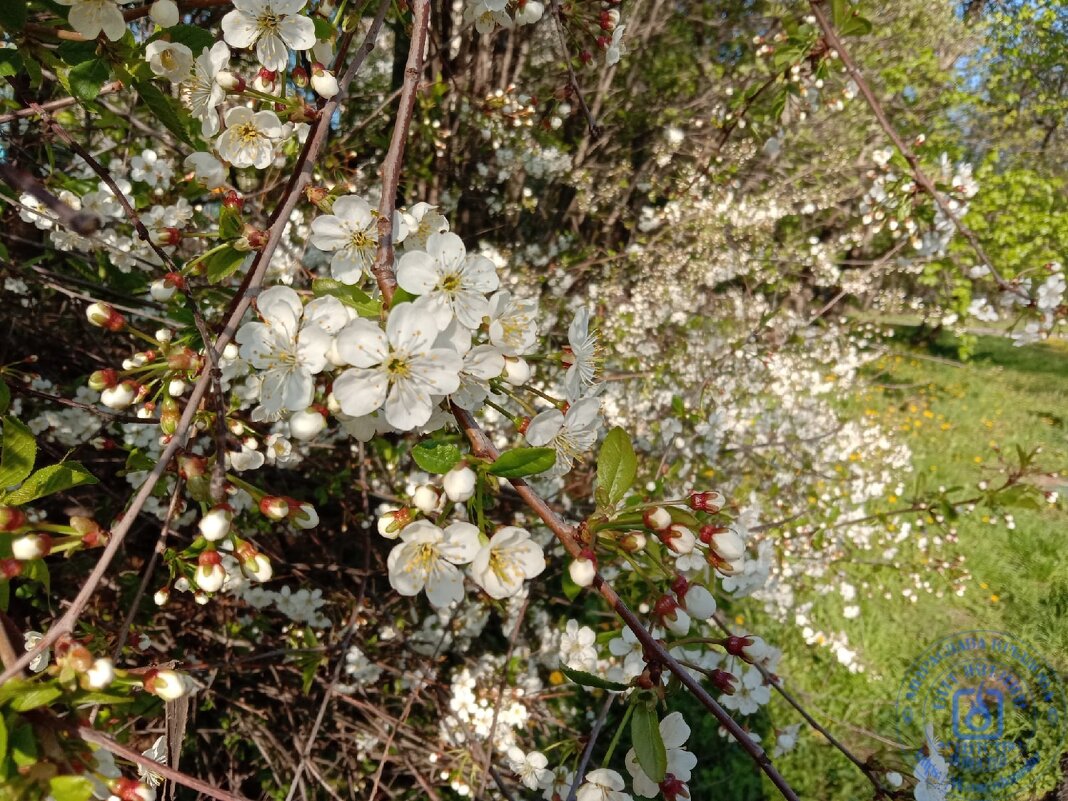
(181, 42, 230, 137)
(309, 195, 379, 285)
(332, 304, 462, 431)
(396, 232, 500, 330)
(216, 106, 284, 170)
(55, 0, 127, 41)
(605, 24, 627, 66)
(470, 526, 546, 599)
(506, 748, 551, 791)
(130, 149, 174, 188)
(221, 0, 316, 72)
(145, 40, 194, 82)
(401, 202, 450, 251)
(559, 619, 597, 672)
(138, 735, 168, 788)
(184, 152, 228, 189)
(524, 396, 602, 475)
(487, 290, 538, 356)
(576, 768, 632, 801)
(386, 520, 480, 607)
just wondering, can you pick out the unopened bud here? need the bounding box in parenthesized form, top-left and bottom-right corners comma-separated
(11, 533, 50, 561)
(259, 496, 290, 521)
(412, 484, 440, 515)
(86, 302, 125, 331)
(443, 464, 477, 502)
(194, 550, 225, 592)
(100, 381, 137, 410)
(289, 407, 326, 440)
(85, 657, 116, 690)
(143, 668, 193, 700)
(643, 507, 672, 531)
(568, 550, 597, 587)
(0, 506, 27, 532)
(216, 70, 245, 91)
(198, 505, 233, 541)
(291, 65, 308, 87)
(377, 507, 411, 539)
(310, 64, 339, 99)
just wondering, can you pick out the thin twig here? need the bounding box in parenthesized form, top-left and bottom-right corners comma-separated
(807, 0, 1027, 299)
(0, 81, 123, 124)
(548, 0, 600, 138)
(370, 0, 431, 303)
(565, 693, 615, 801)
(78, 725, 254, 801)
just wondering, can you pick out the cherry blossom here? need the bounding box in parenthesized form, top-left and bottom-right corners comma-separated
(564, 307, 600, 401)
(488, 290, 539, 355)
(576, 769, 633, 801)
(332, 304, 462, 430)
(221, 0, 316, 72)
(182, 42, 231, 137)
(470, 526, 546, 599)
(55, 0, 127, 41)
(524, 395, 603, 475)
(625, 712, 697, 797)
(309, 195, 379, 285)
(145, 40, 193, 82)
(396, 232, 501, 329)
(235, 285, 339, 415)
(386, 520, 480, 608)
(216, 107, 284, 169)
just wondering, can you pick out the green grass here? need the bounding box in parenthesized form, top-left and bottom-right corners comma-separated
(754, 329, 1068, 800)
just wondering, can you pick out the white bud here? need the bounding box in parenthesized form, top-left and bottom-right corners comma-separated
(149, 0, 179, 27)
(146, 668, 193, 700)
(85, 302, 113, 327)
(664, 607, 691, 636)
(664, 524, 696, 555)
(711, 529, 745, 562)
(11, 534, 46, 561)
(412, 484, 440, 515)
(289, 408, 326, 440)
(153, 587, 170, 606)
(198, 506, 232, 542)
(100, 383, 136, 410)
(503, 357, 531, 386)
(194, 562, 226, 593)
(645, 506, 672, 531)
(168, 378, 186, 397)
(292, 503, 319, 530)
(245, 553, 273, 582)
(155, 328, 173, 344)
(310, 69, 339, 99)
(568, 556, 596, 587)
(215, 70, 242, 91)
(742, 635, 771, 663)
(682, 584, 717, 619)
(150, 279, 177, 302)
(86, 657, 115, 689)
(886, 772, 903, 789)
(442, 465, 477, 502)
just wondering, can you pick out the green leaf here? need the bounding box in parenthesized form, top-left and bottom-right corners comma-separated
(9, 721, 35, 767)
(487, 447, 556, 478)
(165, 24, 215, 54)
(597, 427, 636, 507)
(312, 16, 335, 41)
(0, 50, 21, 78)
(2, 462, 97, 506)
(0, 380, 10, 415)
(631, 701, 667, 783)
(218, 205, 244, 239)
(0, 713, 7, 761)
(48, 776, 93, 801)
(9, 686, 62, 712)
(560, 665, 628, 691)
(57, 40, 99, 66)
(838, 13, 873, 37)
(312, 278, 382, 318)
(0, 417, 36, 491)
(561, 568, 583, 600)
(201, 246, 249, 284)
(412, 441, 462, 474)
(0, 0, 27, 32)
(134, 80, 193, 146)
(68, 59, 111, 102)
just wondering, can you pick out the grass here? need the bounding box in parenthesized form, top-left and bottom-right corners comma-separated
(748, 329, 1068, 800)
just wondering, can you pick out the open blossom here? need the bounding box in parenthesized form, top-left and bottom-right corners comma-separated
(625, 712, 697, 797)
(465, 0, 512, 33)
(719, 665, 770, 715)
(332, 303, 462, 431)
(182, 42, 230, 137)
(235, 285, 343, 414)
(386, 520, 480, 608)
(525, 395, 602, 475)
(184, 152, 228, 189)
(488, 291, 539, 356)
(221, 0, 316, 72)
(55, 0, 127, 41)
(576, 769, 632, 801)
(507, 747, 551, 790)
(145, 40, 193, 82)
(514, 0, 544, 25)
(130, 149, 174, 188)
(401, 202, 450, 251)
(605, 24, 627, 66)
(216, 107, 283, 169)
(138, 735, 168, 788)
(397, 232, 500, 329)
(309, 195, 379, 284)
(470, 526, 546, 599)
(564, 307, 599, 401)
(559, 619, 598, 672)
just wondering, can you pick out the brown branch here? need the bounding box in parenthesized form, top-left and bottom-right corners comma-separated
(0, 81, 124, 124)
(77, 725, 254, 801)
(0, 13, 384, 686)
(371, 0, 431, 305)
(565, 693, 615, 801)
(450, 404, 802, 801)
(807, 0, 1027, 299)
(548, 0, 600, 139)
(0, 163, 100, 235)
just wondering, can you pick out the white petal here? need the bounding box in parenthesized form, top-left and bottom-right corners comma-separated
(424, 561, 464, 607)
(255, 31, 289, 71)
(524, 409, 563, 446)
(333, 367, 388, 416)
(396, 250, 441, 294)
(278, 13, 316, 51)
(335, 320, 388, 367)
(221, 9, 259, 48)
(441, 522, 481, 563)
(428, 231, 466, 269)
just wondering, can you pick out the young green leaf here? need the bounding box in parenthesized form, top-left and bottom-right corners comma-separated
(201, 245, 249, 284)
(48, 776, 93, 801)
(412, 441, 463, 474)
(68, 59, 111, 102)
(487, 447, 556, 478)
(631, 700, 667, 783)
(311, 278, 382, 317)
(0, 417, 36, 491)
(598, 426, 637, 506)
(0, 379, 10, 415)
(560, 665, 628, 691)
(9, 686, 63, 712)
(134, 80, 194, 146)
(2, 462, 97, 506)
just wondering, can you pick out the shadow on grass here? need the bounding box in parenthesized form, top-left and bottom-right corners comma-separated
(889, 324, 1068, 380)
